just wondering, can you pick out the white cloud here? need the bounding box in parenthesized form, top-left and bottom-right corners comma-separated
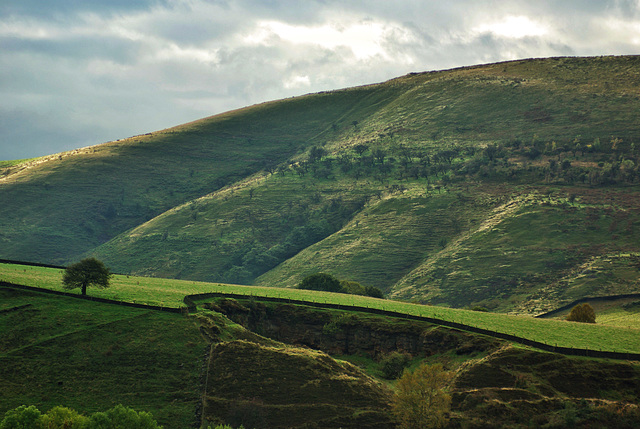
(284, 75, 311, 89)
(244, 18, 417, 60)
(474, 15, 550, 39)
(598, 17, 640, 45)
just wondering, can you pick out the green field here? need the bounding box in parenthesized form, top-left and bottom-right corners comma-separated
(3, 262, 640, 355)
(545, 297, 640, 330)
(0, 287, 205, 428)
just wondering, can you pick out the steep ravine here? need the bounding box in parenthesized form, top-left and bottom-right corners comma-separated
(201, 298, 640, 428)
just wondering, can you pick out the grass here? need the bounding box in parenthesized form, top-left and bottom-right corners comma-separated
(545, 297, 640, 330)
(393, 197, 640, 312)
(203, 339, 393, 428)
(2, 55, 640, 316)
(3, 262, 640, 355)
(0, 157, 41, 168)
(0, 287, 206, 428)
(84, 55, 640, 312)
(0, 85, 387, 265)
(588, 306, 640, 330)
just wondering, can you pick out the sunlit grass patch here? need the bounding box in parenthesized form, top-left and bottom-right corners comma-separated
(3, 262, 639, 354)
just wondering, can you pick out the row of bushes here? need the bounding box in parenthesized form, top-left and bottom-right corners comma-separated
(0, 404, 160, 429)
(297, 273, 384, 298)
(0, 404, 242, 429)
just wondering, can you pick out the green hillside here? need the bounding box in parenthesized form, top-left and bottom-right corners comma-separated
(2, 55, 640, 312)
(0, 288, 205, 428)
(0, 88, 393, 263)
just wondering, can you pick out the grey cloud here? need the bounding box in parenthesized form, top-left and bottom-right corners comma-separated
(1, 0, 640, 160)
(0, 36, 143, 65)
(0, 0, 170, 19)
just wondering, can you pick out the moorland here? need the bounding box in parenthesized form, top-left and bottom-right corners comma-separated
(2, 55, 640, 428)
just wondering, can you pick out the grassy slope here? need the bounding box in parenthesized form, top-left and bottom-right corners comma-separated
(203, 339, 393, 428)
(0, 87, 393, 264)
(91, 57, 640, 307)
(4, 286, 638, 429)
(391, 192, 640, 312)
(3, 263, 640, 354)
(0, 287, 206, 428)
(2, 56, 640, 312)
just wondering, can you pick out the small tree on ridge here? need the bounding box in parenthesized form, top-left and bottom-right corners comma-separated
(62, 257, 112, 296)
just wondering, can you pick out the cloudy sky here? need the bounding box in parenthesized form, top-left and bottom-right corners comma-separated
(1, 0, 639, 160)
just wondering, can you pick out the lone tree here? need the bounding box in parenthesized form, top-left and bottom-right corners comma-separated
(392, 363, 452, 429)
(62, 257, 112, 296)
(566, 303, 596, 323)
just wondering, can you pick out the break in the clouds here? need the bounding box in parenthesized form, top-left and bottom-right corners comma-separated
(1, 0, 639, 159)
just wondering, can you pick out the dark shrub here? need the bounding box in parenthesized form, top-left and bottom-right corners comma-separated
(380, 351, 411, 380)
(297, 273, 343, 293)
(566, 303, 596, 323)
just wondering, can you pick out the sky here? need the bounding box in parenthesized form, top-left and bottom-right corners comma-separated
(1, 1, 640, 160)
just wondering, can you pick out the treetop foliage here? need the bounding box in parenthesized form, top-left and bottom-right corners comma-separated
(0, 404, 161, 429)
(62, 257, 112, 296)
(297, 272, 384, 298)
(392, 363, 452, 429)
(298, 272, 343, 292)
(566, 303, 596, 323)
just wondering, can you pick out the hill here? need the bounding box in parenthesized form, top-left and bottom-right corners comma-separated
(0, 287, 205, 428)
(4, 285, 640, 428)
(1, 55, 640, 313)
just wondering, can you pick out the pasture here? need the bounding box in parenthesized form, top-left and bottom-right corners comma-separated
(2, 262, 640, 354)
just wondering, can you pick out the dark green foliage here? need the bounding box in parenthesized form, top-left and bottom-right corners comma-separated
(364, 285, 385, 298)
(307, 146, 327, 163)
(567, 303, 596, 323)
(298, 274, 385, 298)
(340, 280, 367, 295)
(87, 404, 161, 428)
(380, 351, 411, 380)
(0, 405, 161, 429)
(62, 257, 112, 296)
(298, 273, 342, 293)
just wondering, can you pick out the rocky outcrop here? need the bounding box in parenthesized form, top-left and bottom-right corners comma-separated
(205, 298, 498, 359)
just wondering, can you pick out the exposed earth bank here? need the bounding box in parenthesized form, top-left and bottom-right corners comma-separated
(199, 299, 640, 428)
